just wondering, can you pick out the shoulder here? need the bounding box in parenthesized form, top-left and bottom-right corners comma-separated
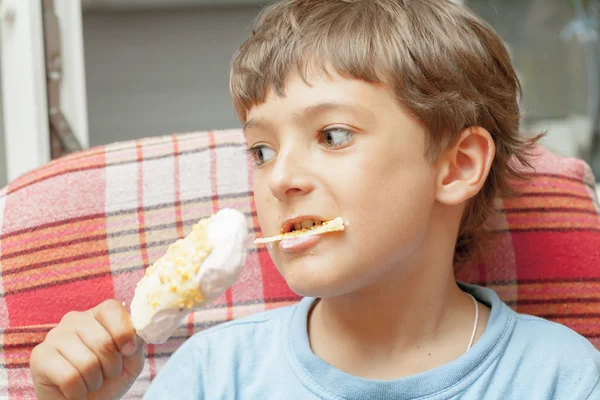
(183, 302, 297, 355)
(506, 313, 600, 396)
(468, 283, 599, 370)
(512, 313, 599, 359)
(145, 302, 300, 399)
(197, 302, 295, 337)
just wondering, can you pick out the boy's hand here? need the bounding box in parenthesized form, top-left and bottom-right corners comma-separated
(30, 300, 145, 400)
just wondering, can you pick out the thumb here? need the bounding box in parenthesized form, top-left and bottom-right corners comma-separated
(122, 335, 145, 382)
(87, 336, 145, 400)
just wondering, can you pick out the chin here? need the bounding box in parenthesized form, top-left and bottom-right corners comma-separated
(286, 280, 339, 298)
(275, 255, 361, 299)
(286, 280, 350, 299)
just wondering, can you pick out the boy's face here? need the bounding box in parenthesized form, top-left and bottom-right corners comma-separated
(244, 70, 439, 298)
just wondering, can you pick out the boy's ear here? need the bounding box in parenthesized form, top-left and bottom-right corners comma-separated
(435, 126, 495, 205)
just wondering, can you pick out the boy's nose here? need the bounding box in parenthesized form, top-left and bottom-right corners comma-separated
(268, 149, 314, 201)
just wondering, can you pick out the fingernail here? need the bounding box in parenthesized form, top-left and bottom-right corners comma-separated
(122, 339, 137, 356)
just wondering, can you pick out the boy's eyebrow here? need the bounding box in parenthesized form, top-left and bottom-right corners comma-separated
(244, 102, 374, 134)
(243, 117, 271, 134)
(295, 102, 375, 123)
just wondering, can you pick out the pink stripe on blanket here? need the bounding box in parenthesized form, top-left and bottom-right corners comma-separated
(519, 286, 600, 296)
(216, 199, 253, 211)
(3, 261, 107, 287)
(109, 250, 146, 267)
(527, 180, 591, 193)
(1, 222, 106, 252)
(556, 321, 600, 331)
(507, 215, 600, 225)
(4, 351, 31, 361)
(7, 367, 36, 400)
(146, 247, 167, 263)
(2, 166, 107, 234)
(106, 212, 139, 233)
(528, 147, 586, 177)
(112, 268, 145, 306)
(140, 208, 182, 229)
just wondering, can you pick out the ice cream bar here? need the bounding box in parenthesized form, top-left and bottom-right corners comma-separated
(130, 208, 248, 344)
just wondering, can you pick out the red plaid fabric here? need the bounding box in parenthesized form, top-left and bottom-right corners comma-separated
(0, 129, 598, 399)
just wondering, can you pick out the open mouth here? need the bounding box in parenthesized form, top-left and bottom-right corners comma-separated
(254, 217, 345, 244)
(286, 218, 323, 234)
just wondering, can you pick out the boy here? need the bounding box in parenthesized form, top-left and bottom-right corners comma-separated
(30, 0, 600, 399)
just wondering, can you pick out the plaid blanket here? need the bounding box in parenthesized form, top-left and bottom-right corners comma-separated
(0, 129, 598, 399)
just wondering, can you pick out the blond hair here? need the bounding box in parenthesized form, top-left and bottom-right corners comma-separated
(230, 0, 540, 263)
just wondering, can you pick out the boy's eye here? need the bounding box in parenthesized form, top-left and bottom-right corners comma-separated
(246, 145, 276, 167)
(319, 127, 354, 149)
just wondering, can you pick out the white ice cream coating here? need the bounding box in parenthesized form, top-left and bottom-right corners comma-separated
(130, 208, 248, 344)
(198, 209, 249, 299)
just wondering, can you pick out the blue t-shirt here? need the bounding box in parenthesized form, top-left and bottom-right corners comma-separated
(144, 284, 600, 399)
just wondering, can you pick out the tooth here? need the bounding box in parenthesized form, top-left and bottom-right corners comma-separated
(294, 223, 302, 231)
(315, 219, 322, 226)
(301, 219, 314, 229)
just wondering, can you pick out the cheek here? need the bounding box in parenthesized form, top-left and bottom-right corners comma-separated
(255, 189, 277, 232)
(341, 156, 437, 262)
(253, 183, 286, 267)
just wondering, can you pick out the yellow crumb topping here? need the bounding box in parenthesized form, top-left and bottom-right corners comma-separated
(136, 217, 212, 310)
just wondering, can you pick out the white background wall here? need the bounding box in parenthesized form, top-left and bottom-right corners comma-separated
(83, 6, 261, 148)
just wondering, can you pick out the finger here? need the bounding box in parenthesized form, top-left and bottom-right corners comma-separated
(75, 318, 123, 381)
(122, 334, 145, 379)
(93, 300, 137, 356)
(56, 333, 104, 394)
(31, 346, 86, 400)
(92, 336, 146, 400)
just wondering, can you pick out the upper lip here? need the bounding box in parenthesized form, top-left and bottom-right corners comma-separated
(281, 215, 328, 234)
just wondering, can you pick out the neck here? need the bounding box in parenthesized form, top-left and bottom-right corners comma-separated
(311, 257, 467, 349)
(307, 207, 487, 379)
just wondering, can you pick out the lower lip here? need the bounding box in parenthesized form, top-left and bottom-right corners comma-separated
(279, 235, 321, 253)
